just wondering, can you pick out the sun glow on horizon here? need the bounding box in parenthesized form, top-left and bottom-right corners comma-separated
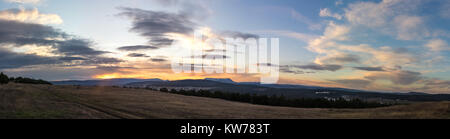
(92, 71, 265, 82)
(94, 73, 123, 79)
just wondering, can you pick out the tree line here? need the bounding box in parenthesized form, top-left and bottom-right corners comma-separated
(0, 72, 52, 85)
(155, 87, 389, 109)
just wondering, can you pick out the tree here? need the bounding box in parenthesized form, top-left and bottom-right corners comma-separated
(0, 72, 9, 85)
(12, 77, 52, 85)
(160, 88, 169, 92)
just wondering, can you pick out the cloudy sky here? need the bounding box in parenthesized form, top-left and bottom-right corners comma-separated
(0, 0, 449, 93)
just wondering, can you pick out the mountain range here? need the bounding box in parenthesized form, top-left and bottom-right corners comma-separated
(52, 78, 450, 102)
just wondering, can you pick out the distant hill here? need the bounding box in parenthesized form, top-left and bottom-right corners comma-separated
(51, 78, 450, 102)
(52, 78, 165, 86)
(239, 82, 324, 89)
(205, 78, 237, 84)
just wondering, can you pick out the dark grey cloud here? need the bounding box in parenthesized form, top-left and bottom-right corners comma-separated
(391, 71, 423, 85)
(220, 31, 260, 39)
(151, 58, 168, 62)
(118, 7, 259, 51)
(365, 70, 422, 85)
(0, 19, 121, 69)
(320, 54, 361, 64)
(54, 39, 108, 56)
(118, 7, 196, 47)
(280, 65, 316, 74)
(291, 64, 343, 71)
(151, 0, 211, 20)
(0, 48, 60, 69)
(353, 66, 385, 71)
(127, 53, 150, 57)
(81, 57, 123, 65)
(186, 54, 230, 59)
(0, 19, 64, 46)
(150, 37, 175, 46)
(419, 79, 450, 92)
(0, 19, 108, 56)
(0, 48, 122, 70)
(118, 45, 158, 51)
(280, 67, 305, 74)
(424, 80, 450, 86)
(204, 49, 227, 53)
(4, 67, 102, 81)
(257, 63, 279, 67)
(152, 0, 179, 6)
(95, 66, 136, 71)
(332, 54, 361, 63)
(178, 1, 212, 20)
(59, 57, 87, 61)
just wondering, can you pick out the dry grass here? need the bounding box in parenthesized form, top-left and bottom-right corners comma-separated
(0, 83, 449, 119)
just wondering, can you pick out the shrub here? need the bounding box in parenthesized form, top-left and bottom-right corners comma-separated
(160, 88, 169, 92)
(0, 72, 9, 85)
(13, 77, 52, 85)
(0, 72, 52, 85)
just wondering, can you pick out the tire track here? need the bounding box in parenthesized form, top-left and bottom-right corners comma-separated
(42, 86, 143, 119)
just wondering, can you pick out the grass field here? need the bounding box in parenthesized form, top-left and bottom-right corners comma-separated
(0, 83, 449, 119)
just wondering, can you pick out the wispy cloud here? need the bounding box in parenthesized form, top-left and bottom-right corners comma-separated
(302, 0, 450, 93)
(118, 45, 159, 51)
(365, 70, 422, 86)
(332, 79, 372, 88)
(319, 8, 342, 20)
(258, 30, 318, 42)
(117, 7, 197, 47)
(0, 8, 62, 24)
(426, 39, 450, 51)
(4, 0, 40, 4)
(353, 67, 385, 72)
(127, 53, 150, 58)
(291, 9, 322, 30)
(289, 64, 343, 72)
(344, 0, 428, 40)
(0, 17, 121, 69)
(150, 58, 168, 62)
(0, 47, 60, 69)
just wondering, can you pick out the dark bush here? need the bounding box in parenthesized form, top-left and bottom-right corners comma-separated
(0, 72, 9, 85)
(160, 88, 169, 92)
(0, 73, 52, 85)
(13, 77, 52, 85)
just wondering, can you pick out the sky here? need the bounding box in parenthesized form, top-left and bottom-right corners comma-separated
(0, 0, 449, 93)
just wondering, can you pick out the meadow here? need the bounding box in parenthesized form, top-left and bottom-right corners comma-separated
(0, 83, 449, 119)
